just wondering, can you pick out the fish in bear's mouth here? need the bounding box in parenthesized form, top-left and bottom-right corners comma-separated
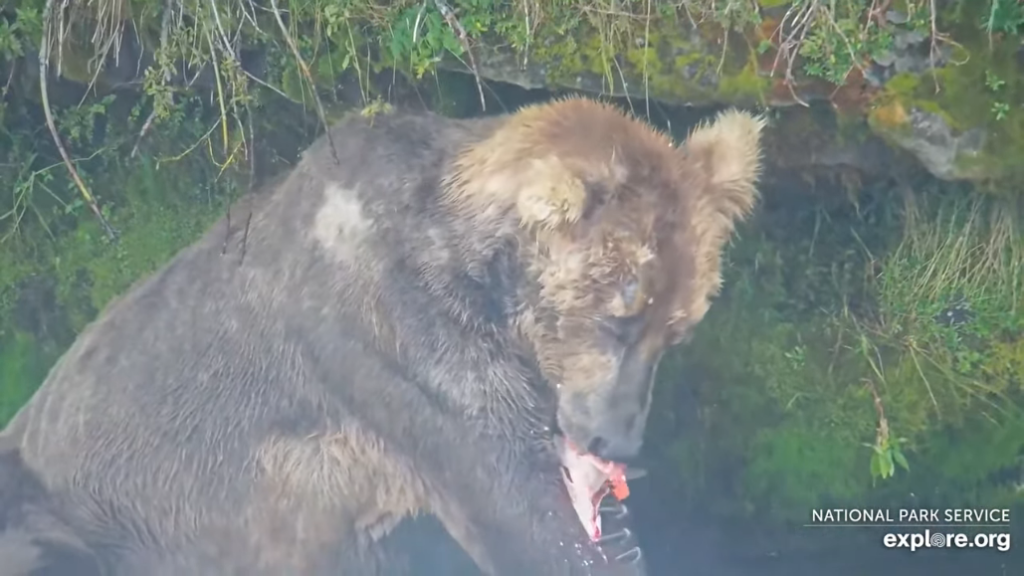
(557, 437, 638, 543)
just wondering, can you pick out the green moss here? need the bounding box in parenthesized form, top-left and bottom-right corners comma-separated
(986, 338, 1024, 386)
(1, 94, 243, 378)
(654, 179, 1024, 526)
(905, 412, 1024, 509)
(0, 152, 238, 430)
(882, 72, 921, 99)
(744, 424, 864, 522)
(653, 210, 883, 523)
(870, 14, 1024, 183)
(531, 34, 595, 87)
(529, 7, 769, 106)
(49, 156, 237, 331)
(0, 251, 35, 327)
(0, 330, 54, 426)
(718, 57, 771, 103)
(930, 45, 1024, 180)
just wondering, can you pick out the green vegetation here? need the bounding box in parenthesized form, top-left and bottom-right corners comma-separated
(0, 91, 248, 418)
(0, 331, 51, 424)
(1, 0, 1021, 245)
(0, 0, 1022, 538)
(868, 1, 1024, 181)
(653, 179, 1024, 526)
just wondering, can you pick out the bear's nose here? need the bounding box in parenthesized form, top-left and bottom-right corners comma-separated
(587, 433, 643, 462)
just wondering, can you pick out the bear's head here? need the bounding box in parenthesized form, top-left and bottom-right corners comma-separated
(445, 97, 764, 532)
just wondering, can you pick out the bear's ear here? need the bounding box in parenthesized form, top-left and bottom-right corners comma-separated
(681, 109, 766, 304)
(683, 108, 765, 230)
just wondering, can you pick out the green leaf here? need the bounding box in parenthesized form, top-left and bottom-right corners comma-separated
(893, 447, 910, 472)
(870, 451, 882, 479)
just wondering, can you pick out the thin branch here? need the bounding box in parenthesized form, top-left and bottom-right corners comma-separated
(242, 68, 291, 100)
(433, 0, 486, 111)
(642, 0, 651, 119)
(928, 0, 940, 92)
(864, 377, 893, 446)
(132, 0, 176, 158)
(80, 12, 124, 103)
(768, 0, 819, 107)
(520, 0, 530, 68)
(866, 0, 893, 29)
(268, 0, 337, 161)
(205, 25, 230, 156)
(40, 0, 117, 240)
(2, 61, 16, 97)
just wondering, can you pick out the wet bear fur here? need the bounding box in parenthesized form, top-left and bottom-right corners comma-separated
(0, 97, 765, 575)
(0, 439, 101, 576)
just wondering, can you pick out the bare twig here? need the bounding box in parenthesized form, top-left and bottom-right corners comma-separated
(130, 108, 160, 159)
(679, 1, 698, 30)
(245, 69, 292, 100)
(240, 208, 252, 264)
(132, 0, 176, 158)
(920, 0, 968, 92)
(205, 0, 255, 160)
(866, 0, 893, 29)
(928, 0, 940, 91)
(611, 54, 634, 114)
(245, 102, 256, 188)
(767, 0, 821, 107)
(40, 0, 117, 240)
(716, 28, 729, 75)
(3, 62, 16, 97)
(80, 13, 125, 102)
(204, 26, 230, 155)
(864, 377, 892, 446)
(642, 0, 651, 119)
(521, 0, 531, 68)
(433, 0, 486, 111)
(222, 204, 232, 255)
(207, 0, 235, 54)
(238, 0, 261, 32)
(269, 0, 337, 161)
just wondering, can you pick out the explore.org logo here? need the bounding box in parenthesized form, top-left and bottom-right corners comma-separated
(882, 530, 1011, 553)
(805, 508, 1012, 553)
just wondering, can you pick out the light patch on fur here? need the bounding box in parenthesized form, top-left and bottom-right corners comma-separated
(681, 109, 766, 321)
(255, 430, 426, 537)
(248, 430, 429, 572)
(312, 184, 374, 262)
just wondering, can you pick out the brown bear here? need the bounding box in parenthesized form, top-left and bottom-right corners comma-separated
(0, 437, 102, 576)
(0, 97, 764, 575)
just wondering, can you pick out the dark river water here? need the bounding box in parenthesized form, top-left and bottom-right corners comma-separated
(628, 489, 1020, 576)
(394, 487, 1020, 575)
